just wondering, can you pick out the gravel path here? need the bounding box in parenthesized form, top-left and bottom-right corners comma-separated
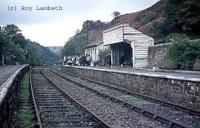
(43, 69, 166, 128)
(52, 69, 200, 128)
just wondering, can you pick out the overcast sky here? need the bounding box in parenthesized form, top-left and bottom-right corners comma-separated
(0, 0, 158, 46)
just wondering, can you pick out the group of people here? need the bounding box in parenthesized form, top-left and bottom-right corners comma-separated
(64, 54, 131, 67)
(79, 54, 93, 66)
(64, 54, 93, 66)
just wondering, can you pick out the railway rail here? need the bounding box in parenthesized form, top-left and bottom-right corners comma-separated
(47, 68, 200, 128)
(30, 68, 110, 128)
(55, 68, 200, 117)
(42, 69, 167, 128)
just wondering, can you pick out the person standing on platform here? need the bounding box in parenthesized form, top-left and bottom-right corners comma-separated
(86, 54, 90, 66)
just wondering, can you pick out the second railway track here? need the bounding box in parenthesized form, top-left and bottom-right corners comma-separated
(45, 68, 200, 128)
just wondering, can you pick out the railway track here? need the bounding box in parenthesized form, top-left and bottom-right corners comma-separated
(46, 68, 200, 128)
(30, 68, 110, 128)
(57, 68, 200, 117)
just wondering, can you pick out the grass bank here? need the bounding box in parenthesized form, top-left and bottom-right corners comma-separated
(17, 72, 36, 128)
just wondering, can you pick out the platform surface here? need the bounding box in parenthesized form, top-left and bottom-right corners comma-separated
(64, 65, 200, 82)
(0, 65, 23, 86)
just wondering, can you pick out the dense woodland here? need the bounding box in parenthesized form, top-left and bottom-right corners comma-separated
(0, 24, 58, 66)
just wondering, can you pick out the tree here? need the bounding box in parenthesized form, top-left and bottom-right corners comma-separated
(12, 33, 26, 48)
(75, 29, 80, 34)
(14, 44, 25, 62)
(164, 0, 200, 32)
(0, 32, 7, 65)
(81, 20, 107, 32)
(63, 33, 87, 56)
(1, 25, 27, 64)
(63, 20, 108, 58)
(112, 11, 120, 19)
(180, 0, 200, 31)
(3, 24, 21, 38)
(0, 24, 58, 65)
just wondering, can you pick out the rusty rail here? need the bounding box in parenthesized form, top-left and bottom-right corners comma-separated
(29, 70, 43, 128)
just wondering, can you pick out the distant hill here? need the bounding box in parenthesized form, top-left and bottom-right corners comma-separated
(47, 46, 63, 55)
(28, 42, 59, 65)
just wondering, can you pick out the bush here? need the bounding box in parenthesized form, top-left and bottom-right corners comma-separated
(165, 33, 200, 70)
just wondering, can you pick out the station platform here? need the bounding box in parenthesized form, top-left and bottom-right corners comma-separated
(62, 65, 200, 112)
(0, 65, 29, 127)
(0, 65, 28, 103)
(64, 65, 200, 82)
(0, 65, 25, 86)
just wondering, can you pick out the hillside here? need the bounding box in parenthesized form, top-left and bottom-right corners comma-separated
(28, 42, 58, 66)
(63, 20, 107, 56)
(48, 46, 63, 55)
(63, 1, 164, 56)
(114, 0, 200, 43)
(63, 0, 200, 55)
(110, 0, 166, 43)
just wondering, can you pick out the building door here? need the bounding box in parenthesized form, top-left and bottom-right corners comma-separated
(110, 42, 132, 66)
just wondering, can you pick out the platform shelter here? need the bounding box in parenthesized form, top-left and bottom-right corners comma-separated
(103, 23, 154, 68)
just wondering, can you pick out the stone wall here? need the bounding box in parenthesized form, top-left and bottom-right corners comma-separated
(148, 44, 169, 68)
(148, 44, 200, 71)
(62, 66, 200, 112)
(193, 59, 200, 71)
(0, 65, 29, 128)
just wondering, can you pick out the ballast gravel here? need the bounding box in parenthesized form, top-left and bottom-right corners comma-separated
(43, 70, 166, 128)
